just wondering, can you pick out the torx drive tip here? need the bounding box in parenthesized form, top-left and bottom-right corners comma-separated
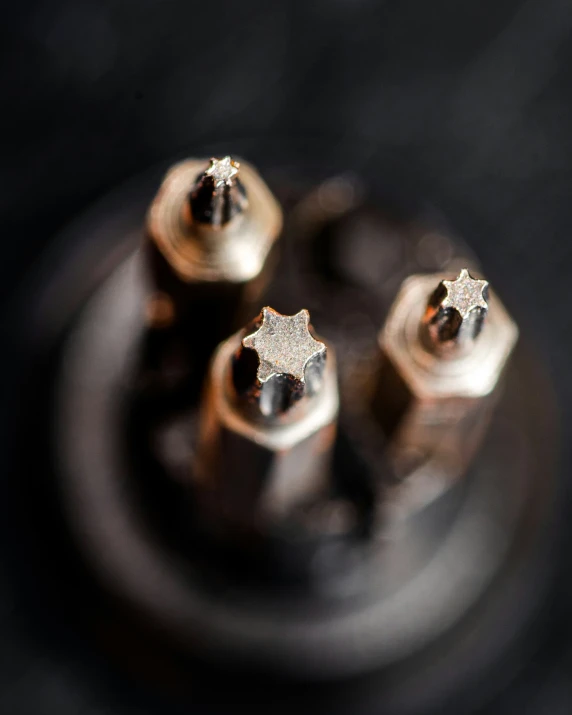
(440, 268, 489, 318)
(205, 156, 240, 187)
(233, 307, 327, 418)
(243, 307, 326, 384)
(423, 268, 489, 353)
(188, 155, 248, 227)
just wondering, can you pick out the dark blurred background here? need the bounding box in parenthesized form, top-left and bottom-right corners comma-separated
(2, 0, 572, 712)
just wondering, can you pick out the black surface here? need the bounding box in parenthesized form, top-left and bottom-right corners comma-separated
(2, 1, 572, 713)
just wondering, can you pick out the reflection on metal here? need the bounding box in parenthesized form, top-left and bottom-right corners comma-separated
(374, 269, 518, 482)
(422, 268, 489, 356)
(147, 155, 281, 283)
(194, 307, 338, 529)
(238, 307, 327, 418)
(145, 156, 282, 337)
(187, 156, 248, 228)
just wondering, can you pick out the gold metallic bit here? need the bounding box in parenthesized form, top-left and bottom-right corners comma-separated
(422, 268, 489, 356)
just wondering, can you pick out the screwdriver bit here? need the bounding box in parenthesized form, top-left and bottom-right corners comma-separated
(145, 155, 282, 335)
(422, 268, 489, 356)
(194, 307, 338, 534)
(233, 306, 327, 419)
(373, 267, 518, 481)
(186, 156, 248, 227)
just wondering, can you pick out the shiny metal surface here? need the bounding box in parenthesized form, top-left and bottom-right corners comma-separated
(147, 157, 282, 284)
(194, 307, 338, 530)
(422, 268, 489, 356)
(55, 253, 554, 681)
(374, 269, 518, 483)
(238, 306, 328, 418)
(49, 170, 556, 691)
(187, 156, 248, 228)
(11, 155, 553, 714)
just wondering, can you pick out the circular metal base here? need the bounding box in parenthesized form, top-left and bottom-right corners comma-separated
(56, 249, 554, 677)
(7, 156, 560, 714)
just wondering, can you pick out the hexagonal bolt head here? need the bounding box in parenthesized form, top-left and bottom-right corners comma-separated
(193, 307, 339, 535)
(373, 269, 518, 480)
(145, 156, 283, 330)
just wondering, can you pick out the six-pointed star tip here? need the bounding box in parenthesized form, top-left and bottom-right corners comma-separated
(242, 307, 326, 384)
(441, 268, 489, 318)
(205, 156, 240, 187)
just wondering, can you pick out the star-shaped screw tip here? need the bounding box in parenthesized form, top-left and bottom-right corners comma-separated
(233, 307, 328, 417)
(188, 155, 247, 227)
(205, 156, 240, 188)
(441, 268, 489, 318)
(242, 307, 326, 385)
(423, 268, 490, 354)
